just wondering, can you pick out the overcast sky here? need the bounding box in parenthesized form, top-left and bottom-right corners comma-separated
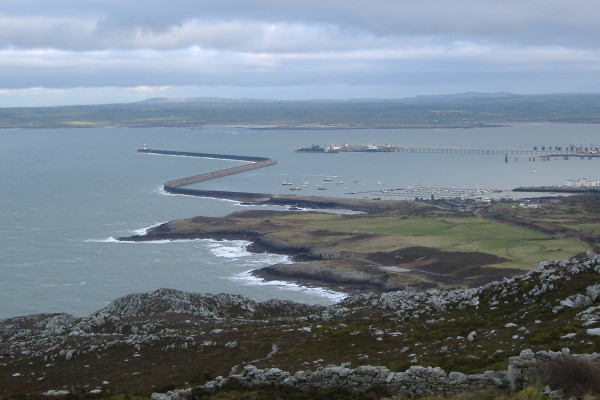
(1, 0, 599, 106)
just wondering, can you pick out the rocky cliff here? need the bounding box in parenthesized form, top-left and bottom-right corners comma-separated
(1, 256, 599, 398)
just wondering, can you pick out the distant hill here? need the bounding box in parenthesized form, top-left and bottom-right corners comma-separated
(1, 93, 600, 129)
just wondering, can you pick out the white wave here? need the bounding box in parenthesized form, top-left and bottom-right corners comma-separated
(38, 282, 81, 288)
(155, 186, 245, 205)
(240, 254, 292, 267)
(85, 237, 119, 243)
(87, 237, 206, 244)
(206, 239, 252, 258)
(283, 206, 362, 215)
(204, 240, 294, 265)
(130, 221, 168, 236)
(230, 270, 347, 303)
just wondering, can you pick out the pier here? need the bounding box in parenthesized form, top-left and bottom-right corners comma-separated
(397, 147, 600, 156)
(295, 143, 600, 158)
(513, 186, 600, 194)
(397, 148, 547, 155)
(138, 147, 276, 201)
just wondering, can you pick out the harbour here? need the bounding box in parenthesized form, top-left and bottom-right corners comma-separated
(142, 146, 600, 204)
(3, 123, 600, 319)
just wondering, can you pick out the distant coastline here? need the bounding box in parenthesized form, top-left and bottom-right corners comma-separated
(3, 93, 600, 129)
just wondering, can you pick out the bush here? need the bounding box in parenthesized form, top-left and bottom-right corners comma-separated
(512, 384, 547, 400)
(537, 355, 600, 398)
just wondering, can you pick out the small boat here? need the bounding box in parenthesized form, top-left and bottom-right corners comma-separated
(290, 186, 302, 191)
(282, 180, 292, 185)
(318, 187, 327, 190)
(324, 178, 332, 182)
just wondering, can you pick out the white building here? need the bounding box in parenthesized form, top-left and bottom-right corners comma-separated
(566, 178, 600, 187)
(520, 202, 540, 209)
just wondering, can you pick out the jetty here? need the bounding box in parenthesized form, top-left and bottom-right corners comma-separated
(294, 143, 600, 157)
(137, 147, 408, 212)
(138, 147, 276, 202)
(513, 186, 600, 194)
(398, 147, 600, 156)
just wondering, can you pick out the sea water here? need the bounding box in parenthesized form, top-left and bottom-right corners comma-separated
(1, 124, 599, 319)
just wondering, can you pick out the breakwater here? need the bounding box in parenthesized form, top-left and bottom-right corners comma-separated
(138, 148, 276, 201)
(137, 148, 406, 212)
(513, 186, 600, 193)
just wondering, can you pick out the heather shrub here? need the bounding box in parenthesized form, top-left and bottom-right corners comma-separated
(392, 386, 545, 399)
(537, 355, 600, 398)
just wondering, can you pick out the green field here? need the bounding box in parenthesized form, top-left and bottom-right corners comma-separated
(278, 213, 589, 271)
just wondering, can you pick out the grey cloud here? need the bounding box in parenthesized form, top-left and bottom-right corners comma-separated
(0, 0, 599, 103)
(2, 0, 599, 51)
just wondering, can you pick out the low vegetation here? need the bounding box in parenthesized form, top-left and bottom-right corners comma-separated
(536, 355, 600, 398)
(131, 195, 593, 292)
(3, 93, 600, 129)
(1, 254, 598, 399)
(3, 195, 599, 398)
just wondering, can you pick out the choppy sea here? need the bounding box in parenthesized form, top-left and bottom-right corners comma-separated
(1, 124, 599, 319)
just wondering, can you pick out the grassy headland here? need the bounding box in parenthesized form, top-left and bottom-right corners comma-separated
(2, 195, 600, 398)
(121, 195, 596, 292)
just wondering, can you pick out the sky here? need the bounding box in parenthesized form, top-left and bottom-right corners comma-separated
(1, 0, 599, 107)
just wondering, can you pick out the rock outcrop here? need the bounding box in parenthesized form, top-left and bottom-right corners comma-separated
(1, 255, 599, 398)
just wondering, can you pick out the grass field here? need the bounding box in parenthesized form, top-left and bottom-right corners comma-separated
(559, 222, 600, 234)
(269, 212, 590, 271)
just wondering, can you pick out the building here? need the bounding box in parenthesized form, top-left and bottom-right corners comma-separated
(566, 178, 600, 187)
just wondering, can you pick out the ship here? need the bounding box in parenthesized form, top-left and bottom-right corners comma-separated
(295, 144, 340, 153)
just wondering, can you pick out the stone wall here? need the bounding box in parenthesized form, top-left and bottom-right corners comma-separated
(152, 349, 600, 400)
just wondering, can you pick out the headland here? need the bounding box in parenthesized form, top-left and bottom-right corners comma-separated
(1, 147, 600, 398)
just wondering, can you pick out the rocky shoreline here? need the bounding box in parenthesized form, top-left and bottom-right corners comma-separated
(252, 261, 408, 293)
(117, 207, 521, 295)
(4, 181, 600, 397)
(117, 213, 412, 294)
(2, 255, 599, 398)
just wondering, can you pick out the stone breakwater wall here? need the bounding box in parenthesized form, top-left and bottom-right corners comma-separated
(153, 349, 599, 400)
(137, 148, 406, 211)
(138, 148, 276, 201)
